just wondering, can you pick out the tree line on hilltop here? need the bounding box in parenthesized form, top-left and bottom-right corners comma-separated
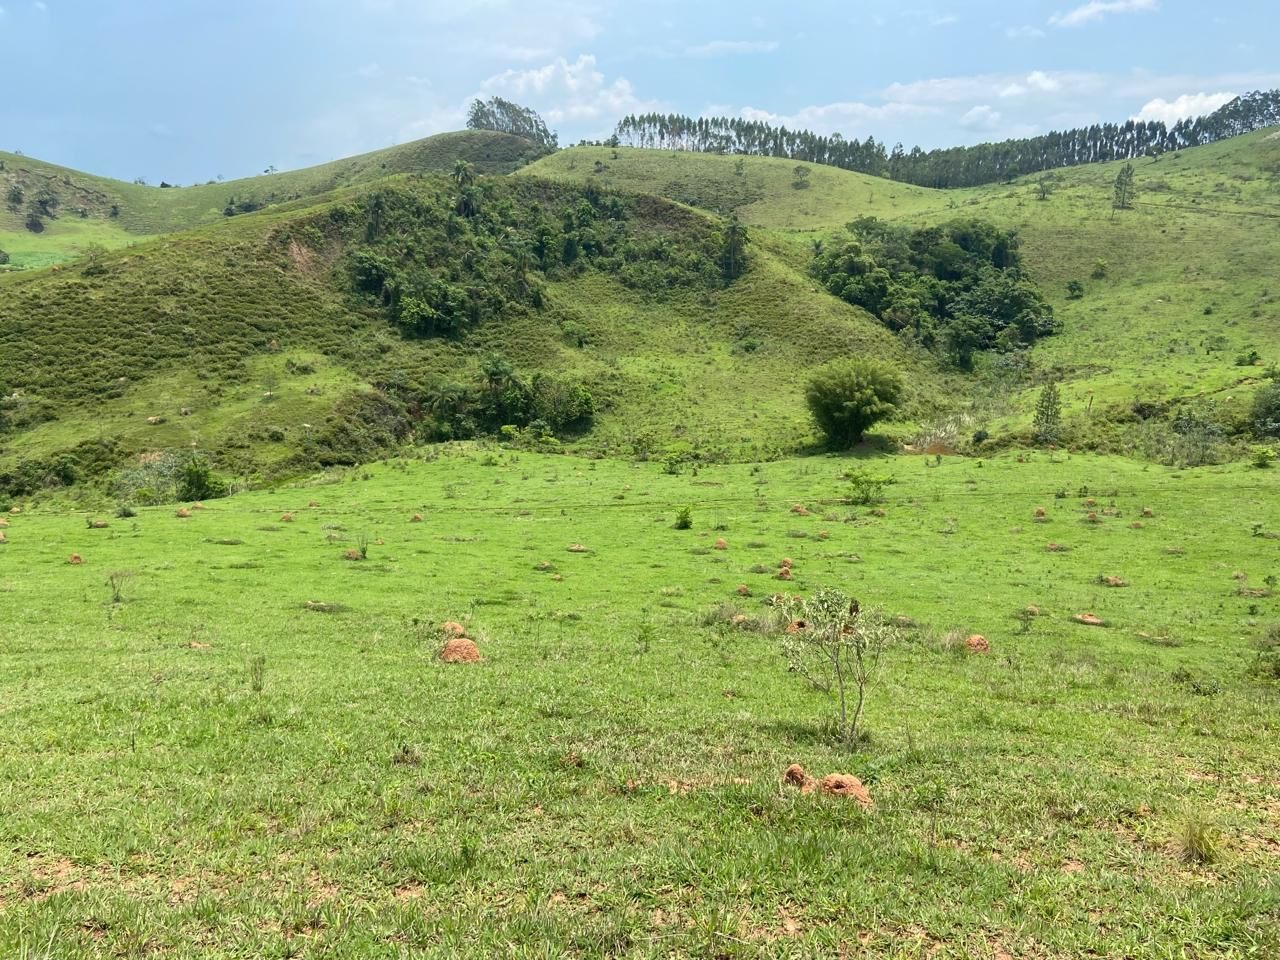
(611, 89, 1280, 189)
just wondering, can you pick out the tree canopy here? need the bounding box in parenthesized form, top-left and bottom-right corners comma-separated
(810, 217, 1056, 367)
(467, 97, 558, 149)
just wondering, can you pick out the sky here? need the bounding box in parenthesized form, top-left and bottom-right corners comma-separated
(2, 0, 1278, 183)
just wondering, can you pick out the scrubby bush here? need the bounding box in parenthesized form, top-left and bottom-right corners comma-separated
(805, 359, 903, 449)
(177, 456, 229, 502)
(1252, 382, 1280, 439)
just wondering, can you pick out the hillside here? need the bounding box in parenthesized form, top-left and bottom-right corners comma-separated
(530, 131, 1280, 457)
(0, 130, 541, 269)
(3, 127, 1278, 502)
(0, 172, 925, 500)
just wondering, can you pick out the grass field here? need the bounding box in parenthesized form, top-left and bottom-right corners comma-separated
(2, 446, 1278, 957)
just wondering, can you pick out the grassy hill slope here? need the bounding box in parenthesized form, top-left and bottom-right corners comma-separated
(0, 173, 925, 500)
(524, 145, 944, 230)
(0, 131, 541, 268)
(532, 132, 1280, 454)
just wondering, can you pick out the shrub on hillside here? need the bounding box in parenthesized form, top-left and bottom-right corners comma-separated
(176, 456, 229, 502)
(805, 359, 903, 449)
(1252, 382, 1280, 438)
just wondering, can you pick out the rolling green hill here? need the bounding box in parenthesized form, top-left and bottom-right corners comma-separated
(529, 130, 1280, 456)
(2, 126, 1278, 503)
(0, 130, 543, 269)
(0, 171, 924, 500)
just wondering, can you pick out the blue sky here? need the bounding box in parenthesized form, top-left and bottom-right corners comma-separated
(2, 0, 1277, 183)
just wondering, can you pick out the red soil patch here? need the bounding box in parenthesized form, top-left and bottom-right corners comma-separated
(817, 530, 830, 540)
(1130, 521, 1144, 529)
(308, 500, 320, 508)
(780, 557, 794, 569)
(411, 513, 423, 523)
(67, 554, 83, 565)
(1085, 498, 1097, 507)
(777, 568, 794, 581)
(441, 621, 467, 638)
(175, 508, 192, 518)
(820, 774, 873, 808)
(786, 620, 809, 633)
(783, 764, 816, 793)
(714, 538, 728, 550)
(8, 507, 20, 514)
(790, 504, 811, 516)
(0, 518, 8, 527)
(1142, 507, 1155, 518)
(736, 584, 751, 596)
(567, 543, 588, 553)
(1100, 576, 1128, 587)
(0, 531, 7, 543)
(551, 574, 564, 582)
(1085, 512, 1100, 524)
(1034, 507, 1047, 519)
(342, 549, 362, 561)
(440, 638, 482, 664)
(1045, 543, 1068, 553)
(869, 508, 887, 518)
(1025, 605, 1041, 617)
(191, 502, 206, 511)
(1073, 612, 1107, 627)
(965, 634, 990, 654)
(280, 513, 295, 523)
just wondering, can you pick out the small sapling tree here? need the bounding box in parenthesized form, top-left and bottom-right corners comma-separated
(779, 589, 898, 744)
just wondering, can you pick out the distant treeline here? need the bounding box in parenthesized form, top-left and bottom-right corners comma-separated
(612, 89, 1280, 189)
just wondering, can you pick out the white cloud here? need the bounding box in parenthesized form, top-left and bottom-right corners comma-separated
(1050, 0, 1158, 28)
(1006, 25, 1045, 39)
(684, 40, 779, 57)
(481, 54, 659, 129)
(930, 15, 959, 27)
(1000, 70, 1063, 97)
(960, 104, 1002, 130)
(357, 62, 381, 79)
(1133, 91, 1236, 125)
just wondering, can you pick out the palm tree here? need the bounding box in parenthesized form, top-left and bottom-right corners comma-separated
(452, 160, 476, 189)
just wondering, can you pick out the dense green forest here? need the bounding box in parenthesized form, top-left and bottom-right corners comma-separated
(613, 89, 1280, 188)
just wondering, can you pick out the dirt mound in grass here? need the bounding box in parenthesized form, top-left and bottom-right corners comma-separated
(820, 774, 873, 807)
(441, 621, 466, 638)
(1073, 612, 1106, 627)
(783, 764, 816, 792)
(965, 634, 990, 654)
(440, 638, 481, 663)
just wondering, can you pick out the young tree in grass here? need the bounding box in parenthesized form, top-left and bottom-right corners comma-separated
(805, 359, 903, 449)
(1032, 380, 1063, 445)
(719, 214, 748, 282)
(1112, 162, 1136, 214)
